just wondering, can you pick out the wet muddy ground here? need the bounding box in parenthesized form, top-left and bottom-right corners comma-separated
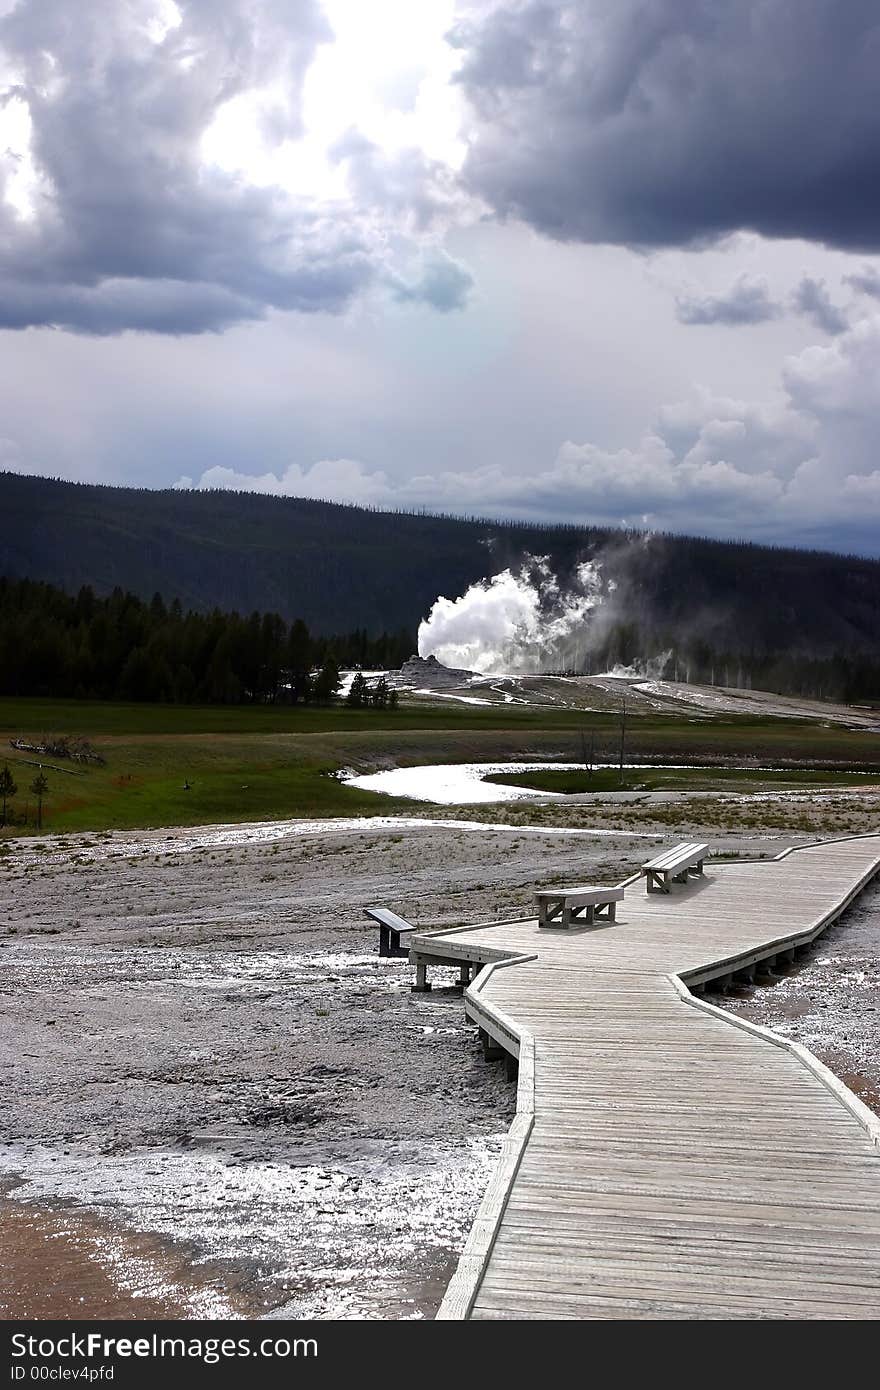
(0, 1187, 244, 1319)
(2, 814, 877, 1319)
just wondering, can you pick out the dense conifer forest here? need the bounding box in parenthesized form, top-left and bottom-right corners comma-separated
(0, 577, 412, 704)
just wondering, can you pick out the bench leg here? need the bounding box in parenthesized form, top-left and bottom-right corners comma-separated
(458, 962, 470, 988)
(550, 900, 619, 925)
(412, 962, 431, 993)
(563, 904, 594, 928)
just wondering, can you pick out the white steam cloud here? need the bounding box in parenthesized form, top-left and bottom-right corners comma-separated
(418, 556, 612, 675)
(596, 652, 673, 680)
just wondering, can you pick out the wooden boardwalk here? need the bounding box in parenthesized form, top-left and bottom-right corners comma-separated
(407, 835, 880, 1320)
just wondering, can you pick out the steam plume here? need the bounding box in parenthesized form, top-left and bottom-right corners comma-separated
(418, 556, 613, 675)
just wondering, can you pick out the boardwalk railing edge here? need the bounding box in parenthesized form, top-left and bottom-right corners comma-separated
(679, 828, 880, 1148)
(435, 952, 538, 1321)
(431, 828, 880, 1320)
(670, 974, 880, 1149)
(709, 828, 880, 866)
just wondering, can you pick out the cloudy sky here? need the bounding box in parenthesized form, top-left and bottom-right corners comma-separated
(2, 0, 880, 554)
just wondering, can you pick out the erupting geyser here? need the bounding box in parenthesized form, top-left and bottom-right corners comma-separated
(417, 556, 612, 675)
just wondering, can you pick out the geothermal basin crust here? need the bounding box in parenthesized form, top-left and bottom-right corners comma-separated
(2, 812, 878, 1319)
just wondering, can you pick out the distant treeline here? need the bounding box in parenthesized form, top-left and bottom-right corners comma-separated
(0, 577, 415, 704)
(678, 641, 880, 705)
(569, 624, 880, 704)
(2, 574, 878, 707)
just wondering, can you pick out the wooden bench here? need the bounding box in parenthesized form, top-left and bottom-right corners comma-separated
(642, 841, 708, 894)
(536, 885, 625, 929)
(365, 906, 417, 958)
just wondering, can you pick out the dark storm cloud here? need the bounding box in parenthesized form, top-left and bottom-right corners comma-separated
(451, 1, 880, 251)
(676, 277, 780, 327)
(0, 278, 264, 336)
(792, 276, 849, 336)
(0, 0, 378, 333)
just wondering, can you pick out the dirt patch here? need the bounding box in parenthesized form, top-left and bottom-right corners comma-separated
(0, 1188, 244, 1319)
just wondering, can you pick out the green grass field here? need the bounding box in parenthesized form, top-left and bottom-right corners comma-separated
(0, 724, 419, 834)
(491, 767, 878, 796)
(1, 696, 877, 836)
(0, 696, 604, 736)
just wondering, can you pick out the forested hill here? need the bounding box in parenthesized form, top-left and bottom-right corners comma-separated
(2, 471, 879, 673)
(3, 471, 517, 634)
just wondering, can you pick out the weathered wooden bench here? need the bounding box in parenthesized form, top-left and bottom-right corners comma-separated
(536, 884, 625, 929)
(365, 906, 417, 958)
(642, 841, 708, 893)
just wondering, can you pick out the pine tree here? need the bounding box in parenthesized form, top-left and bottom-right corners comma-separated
(287, 619, 312, 703)
(0, 763, 16, 825)
(313, 656, 340, 704)
(30, 770, 48, 830)
(346, 672, 368, 708)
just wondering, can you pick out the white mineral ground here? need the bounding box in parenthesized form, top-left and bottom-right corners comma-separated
(395, 668, 880, 729)
(1, 808, 878, 1318)
(0, 819, 645, 1320)
(338, 761, 875, 806)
